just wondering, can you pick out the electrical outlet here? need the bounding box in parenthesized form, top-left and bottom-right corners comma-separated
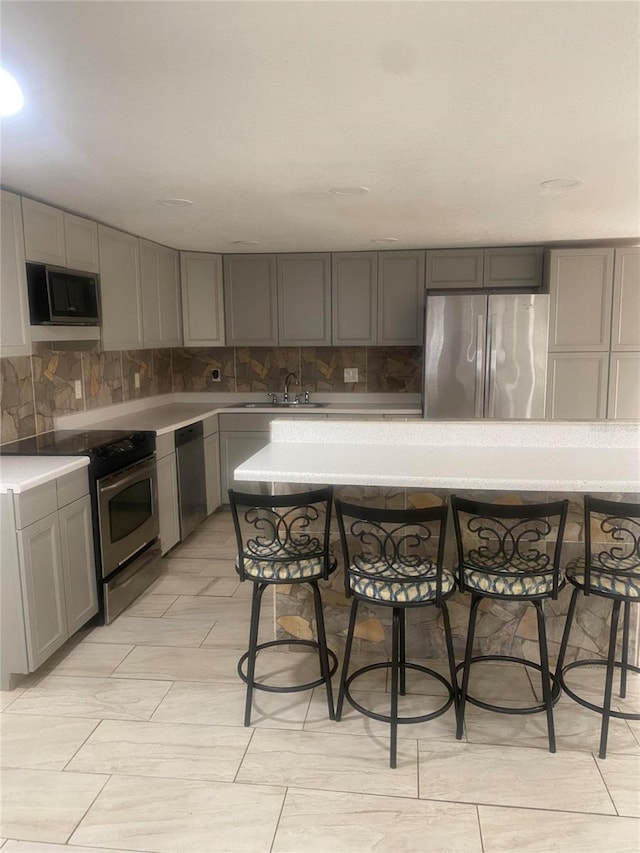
(134, 372, 141, 389)
(74, 379, 82, 399)
(344, 367, 358, 383)
(211, 368, 221, 382)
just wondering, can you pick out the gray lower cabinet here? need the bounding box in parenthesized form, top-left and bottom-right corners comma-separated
(156, 449, 180, 555)
(546, 352, 609, 420)
(204, 416, 222, 514)
(0, 469, 98, 685)
(220, 432, 270, 497)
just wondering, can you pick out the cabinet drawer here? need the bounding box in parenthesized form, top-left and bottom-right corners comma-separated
(203, 414, 219, 437)
(56, 468, 89, 508)
(219, 413, 273, 432)
(14, 480, 58, 530)
(155, 431, 175, 460)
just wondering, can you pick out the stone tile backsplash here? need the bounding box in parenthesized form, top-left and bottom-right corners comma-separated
(0, 344, 422, 442)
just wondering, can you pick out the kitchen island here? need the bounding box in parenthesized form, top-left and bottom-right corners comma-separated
(234, 418, 640, 666)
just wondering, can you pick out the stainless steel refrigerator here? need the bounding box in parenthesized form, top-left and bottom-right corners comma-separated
(423, 292, 550, 419)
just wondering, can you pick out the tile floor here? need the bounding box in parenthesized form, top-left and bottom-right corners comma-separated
(1, 508, 639, 852)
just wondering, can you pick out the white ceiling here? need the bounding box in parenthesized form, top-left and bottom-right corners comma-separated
(1, 1, 639, 253)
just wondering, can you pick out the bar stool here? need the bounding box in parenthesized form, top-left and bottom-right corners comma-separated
(228, 487, 338, 726)
(450, 495, 569, 752)
(335, 499, 458, 768)
(555, 495, 640, 758)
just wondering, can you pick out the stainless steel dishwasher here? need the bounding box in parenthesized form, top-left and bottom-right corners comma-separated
(175, 421, 207, 540)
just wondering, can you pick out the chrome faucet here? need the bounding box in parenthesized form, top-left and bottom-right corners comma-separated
(283, 372, 298, 402)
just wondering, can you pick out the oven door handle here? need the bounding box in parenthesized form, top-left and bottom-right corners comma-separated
(98, 458, 156, 495)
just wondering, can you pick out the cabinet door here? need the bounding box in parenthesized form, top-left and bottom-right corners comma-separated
(332, 253, 377, 345)
(277, 253, 331, 345)
(220, 432, 270, 498)
(98, 225, 144, 350)
(156, 451, 180, 555)
(425, 249, 483, 290)
(140, 240, 182, 348)
(611, 247, 640, 351)
(548, 249, 614, 352)
(64, 213, 99, 273)
(58, 495, 98, 634)
(180, 252, 225, 346)
(0, 191, 31, 356)
(483, 247, 544, 289)
(204, 432, 222, 515)
(17, 512, 68, 670)
(21, 198, 66, 266)
(223, 255, 278, 346)
(608, 352, 640, 420)
(546, 352, 609, 420)
(377, 251, 425, 345)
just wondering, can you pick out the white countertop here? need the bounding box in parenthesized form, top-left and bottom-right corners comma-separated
(235, 419, 640, 493)
(0, 456, 89, 494)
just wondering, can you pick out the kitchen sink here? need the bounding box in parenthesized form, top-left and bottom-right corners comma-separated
(236, 401, 326, 409)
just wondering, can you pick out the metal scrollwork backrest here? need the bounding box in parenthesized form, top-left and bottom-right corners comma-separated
(588, 511, 640, 576)
(348, 518, 439, 581)
(244, 504, 323, 560)
(463, 514, 554, 575)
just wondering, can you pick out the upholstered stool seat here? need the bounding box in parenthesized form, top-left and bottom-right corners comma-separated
(335, 500, 458, 768)
(556, 496, 640, 758)
(451, 495, 569, 753)
(229, 487, 338, 727)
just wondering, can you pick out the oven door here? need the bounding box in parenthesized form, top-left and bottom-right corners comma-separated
(97, 455, 158, 579)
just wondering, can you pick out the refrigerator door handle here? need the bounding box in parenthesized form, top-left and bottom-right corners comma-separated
(487, 314, 497, 418)
(475, 314, 485, 418)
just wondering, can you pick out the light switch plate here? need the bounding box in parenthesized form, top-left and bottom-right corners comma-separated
(344, 367, 358, 383)
(74, 379, 82, 399)
(134, 372, 141, 389)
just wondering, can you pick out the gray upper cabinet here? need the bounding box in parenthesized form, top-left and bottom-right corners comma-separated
(332, 253, 378, 345)
(611, 247, 640, 351)
(277, 254, 331, 346)
(139, 239, 182, 348)
(0, 191, 31, 357)
(22, 198, 99, 273)
(608, 352, 640, 419)
(377, 251, 425, 345)
(548, 248, 614, 352)
(425, 249, 483, 290)
(181, 252, 225, 347)
(483, 247, 544, 288)
(223, 254, 278, 346)
(98, 225, 144, 351)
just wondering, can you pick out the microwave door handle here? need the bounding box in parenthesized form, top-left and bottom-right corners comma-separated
(474, 314, 485, 418)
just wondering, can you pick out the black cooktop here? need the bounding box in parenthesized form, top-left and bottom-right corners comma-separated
(0, 429, 149, 457)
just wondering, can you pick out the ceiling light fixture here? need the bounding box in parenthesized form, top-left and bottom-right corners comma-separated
(157, 197, 193, 206)
(372, 237, 399, 243)
(231, 240, 262, 246)
(540, 179, 583, 191)
(329, 186, 370, 196)
(0, 68, 24, 117)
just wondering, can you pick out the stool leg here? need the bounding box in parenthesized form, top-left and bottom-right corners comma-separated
(457, 594, 481, 740)
(336, 598, 359, 721)
(311, 580, 335, 721)
(620, 600, 630, 699)
(390, 607, 401, 769)
(440, 602, 460, 728)
(534, 600, 556, 753)
(244, 582, 267, 727)
(399, 608, 407, 696)
(555, 586, 580, 681)
(600, 599, 622, 759)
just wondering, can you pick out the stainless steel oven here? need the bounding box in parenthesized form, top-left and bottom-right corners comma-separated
(97, 454, 161, 623)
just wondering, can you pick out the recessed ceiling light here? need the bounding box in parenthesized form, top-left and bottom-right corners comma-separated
(0, 68, 24, 117)
(329, 186, 370, 196)
(372, 237, 399, 243)
(540, 179, 583, 191)
(157, 197, 193, 206)
(231, 240, 262, 246)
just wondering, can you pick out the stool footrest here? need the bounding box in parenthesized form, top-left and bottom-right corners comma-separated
(341, 661, 455, 725)
(559, 659, 640, 721)
(457, 654, 561, 715)
(238, 639, 338, 694)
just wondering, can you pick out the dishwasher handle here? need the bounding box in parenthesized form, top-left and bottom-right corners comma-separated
(175, 421, 204, 447)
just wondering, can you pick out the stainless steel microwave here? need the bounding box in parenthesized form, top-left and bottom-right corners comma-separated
(26, 262, 101, 325)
